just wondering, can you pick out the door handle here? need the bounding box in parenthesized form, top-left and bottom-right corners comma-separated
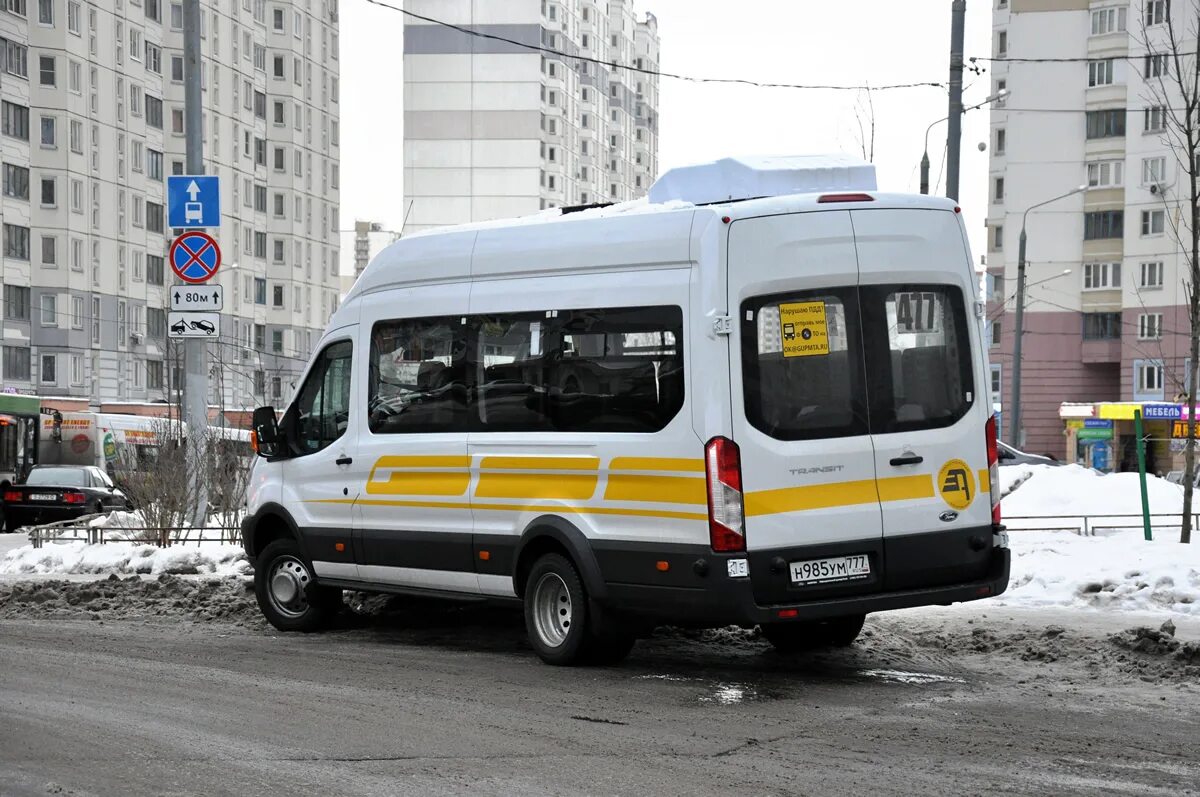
(890, 455, 923, 466)
(335, 456, 353, 466)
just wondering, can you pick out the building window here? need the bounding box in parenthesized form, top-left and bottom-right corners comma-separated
(1142, 156, 1167, 186)
(145, 95, 162, 128)
(1140, 260, 1164, 289)
(254, 278, 266, 305)
(995, 128, 1005, 155)
(1137, 360, 1165, 394)
(1145, 53, 1169, 78)
(1091, 6, 1127, 34)
(996, 30, 1007, 57)
(993, 224, 1003, 250)
(993, 176, 1005, 202)
(39, 354, 55, 385)
(1138, 313, 1163, 340)
(38, 54, 54, 85)
(147, 254, 164, 285)
(1145, 105, 1167, 132)
(1084, 210, 1123, 240)
(1, 38, 28, 78)
(1145, 0, 1168, 27)
(3, 284, 30, 320)
(40, 115, 56, 147)
(1083, 312, 1122, 340)
(1087, 159, 1123, 188)
(39, 176, 55, 206)
(40, 293, 56, 325)
(2, 346, 30, 381)
(145, 201, 163, 233)
(37, 0, 50, 24)
(3, 223, 30, 259)
(40, 235, 55, 265)
(1086, 108, 1125, 138)
(2, 163, 29, 199)
(145, 42, 161, 73)
(271, 329, 283, 353)
(272, 284, 284, 308)
(1083, 261, 1120, 290)
(990, 320, 1002, 347)
(253, 324, 265, 350)
(2, 100, 29, 140)
(147, 360, 164, 390)
(1141, 209, 1165, 236)
(1088, 58, 1114, 87)
(148, 308, 166, 338)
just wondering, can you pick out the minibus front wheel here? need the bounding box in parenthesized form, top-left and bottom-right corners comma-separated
(254, 539, 342, 632)
(524, 552, 634, 666)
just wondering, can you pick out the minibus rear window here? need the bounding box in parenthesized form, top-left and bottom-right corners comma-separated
(740, 290, 869, 440)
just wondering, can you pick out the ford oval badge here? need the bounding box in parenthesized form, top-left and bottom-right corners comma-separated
(939, 510, 959, 523)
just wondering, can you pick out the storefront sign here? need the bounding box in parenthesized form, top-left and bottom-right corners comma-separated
(1142, 403, 1182, 420)
(1171, 420, 1200, 438)
(1083, 419, 1113, 429)
(1077, 427, 1114, 441)
(1091, 442, 1110, 471)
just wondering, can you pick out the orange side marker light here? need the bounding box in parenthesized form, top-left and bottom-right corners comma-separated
(656, 560, 670, 572)
(479, 550, 491, 561)
(335, 542, 345, 553)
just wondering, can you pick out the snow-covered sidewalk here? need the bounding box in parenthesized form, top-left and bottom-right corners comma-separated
(0, 540, 249, 577)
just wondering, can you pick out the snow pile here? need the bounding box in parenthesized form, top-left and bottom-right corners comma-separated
(1001, 464, 1185, 531)
(1000, 528, 1200, 615)
(0, 541, 249, 577)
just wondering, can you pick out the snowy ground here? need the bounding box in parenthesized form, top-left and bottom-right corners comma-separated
(0, 540, 249, 577)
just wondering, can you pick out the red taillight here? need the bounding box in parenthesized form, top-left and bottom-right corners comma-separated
(62, 491, 87, 504)
(705, 436, 745, 552)
(986, 415, 1001, 525)
(2, 490, 20, 502)
(816, 193, 874, 204)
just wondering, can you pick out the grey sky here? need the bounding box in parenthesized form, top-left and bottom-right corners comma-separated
(338, 0, 995, 272)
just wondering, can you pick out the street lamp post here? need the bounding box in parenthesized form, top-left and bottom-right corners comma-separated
(920, 90, 1009, 196)
(1009, 184, 1089, 446)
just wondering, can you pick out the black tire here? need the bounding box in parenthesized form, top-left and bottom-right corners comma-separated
(523, 552, 635, 666)
(761, 613, 867, 653)
(254, 538, 341, 632)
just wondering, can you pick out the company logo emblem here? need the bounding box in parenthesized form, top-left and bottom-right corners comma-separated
(937, 458, 975, 510)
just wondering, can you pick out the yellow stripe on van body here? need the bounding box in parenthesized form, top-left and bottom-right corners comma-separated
(876, 474, 936, 503)
(604, 474, 707, 505)
(475, 472, 599, 501)
(479, 455, 600, 471)
(308, 497, 706, 522)
(365, 455, 472, 496)
(978, 468, 991, 493)
(609, 457, 705, 473)
(744, 478, 881, 517)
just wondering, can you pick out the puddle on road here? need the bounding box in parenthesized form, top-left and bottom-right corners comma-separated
(634, 674, 699, 683)
(858, 668, 965, 685)
(699, 682, 757, 705)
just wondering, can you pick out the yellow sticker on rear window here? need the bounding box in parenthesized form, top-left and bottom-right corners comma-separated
(779, 301, 830, 357)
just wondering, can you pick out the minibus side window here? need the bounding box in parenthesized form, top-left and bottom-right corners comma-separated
(473, 305, 684, 433)
(368, 318, 468, 434)
(863, 285, 974, 433)
(740, 289, 869, 440)
(293, 340, 353, 454)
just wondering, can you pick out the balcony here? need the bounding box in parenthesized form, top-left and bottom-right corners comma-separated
(1081, 338, 1121, 363)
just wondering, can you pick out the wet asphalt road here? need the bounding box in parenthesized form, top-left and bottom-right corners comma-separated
(1, 605, 1197, 797)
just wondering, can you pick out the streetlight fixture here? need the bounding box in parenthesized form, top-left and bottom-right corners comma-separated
(920, 89, 1009, 195)
(1008, 184, 1089, 446)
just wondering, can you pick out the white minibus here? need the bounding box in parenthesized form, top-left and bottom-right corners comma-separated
(245, 156, 1009, 665)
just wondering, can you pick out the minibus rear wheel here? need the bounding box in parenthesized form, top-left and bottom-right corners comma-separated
(255, 538, 342, 632)
(761, 613, 866, 653)
(524, 552, 634, 666)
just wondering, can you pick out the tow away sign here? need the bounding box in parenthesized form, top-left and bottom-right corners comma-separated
(171, 285, 223, 311)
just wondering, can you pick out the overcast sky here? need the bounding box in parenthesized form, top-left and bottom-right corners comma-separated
(338, 0, 994, 272)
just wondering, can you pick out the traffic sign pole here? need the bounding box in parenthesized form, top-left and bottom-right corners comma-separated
(183, 0, 208, 528)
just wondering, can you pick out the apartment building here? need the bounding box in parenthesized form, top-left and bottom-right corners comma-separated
(0, 0, 340, 413)
(402, 0, 659, 233)
(987, 0, 1189, 459)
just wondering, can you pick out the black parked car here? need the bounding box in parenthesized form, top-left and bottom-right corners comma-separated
(1, 465, 133, 532)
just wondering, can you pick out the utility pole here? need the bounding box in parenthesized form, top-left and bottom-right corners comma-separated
(945, 0, 966, 201)
(1010, 228, 1028, 446)
(182, 0, 208, 526)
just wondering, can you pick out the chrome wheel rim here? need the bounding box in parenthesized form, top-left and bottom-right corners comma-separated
(532, 572, 572, 648)
(267, 556, 311, 618)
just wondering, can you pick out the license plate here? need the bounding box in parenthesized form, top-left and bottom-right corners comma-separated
(790, 554, 871, 585)
(28, 493, 57, 502)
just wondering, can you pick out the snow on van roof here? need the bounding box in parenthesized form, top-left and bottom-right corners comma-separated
(648, 154, 877, 205)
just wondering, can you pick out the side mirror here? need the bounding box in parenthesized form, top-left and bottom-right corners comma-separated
(252, 406, 282, 458)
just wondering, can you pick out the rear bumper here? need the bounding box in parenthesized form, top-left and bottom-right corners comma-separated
(595, 529, 1010, 628)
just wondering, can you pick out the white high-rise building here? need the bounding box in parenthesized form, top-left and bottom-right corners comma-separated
(402, 0, 659, 233)
(0, 0, 341, 413)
